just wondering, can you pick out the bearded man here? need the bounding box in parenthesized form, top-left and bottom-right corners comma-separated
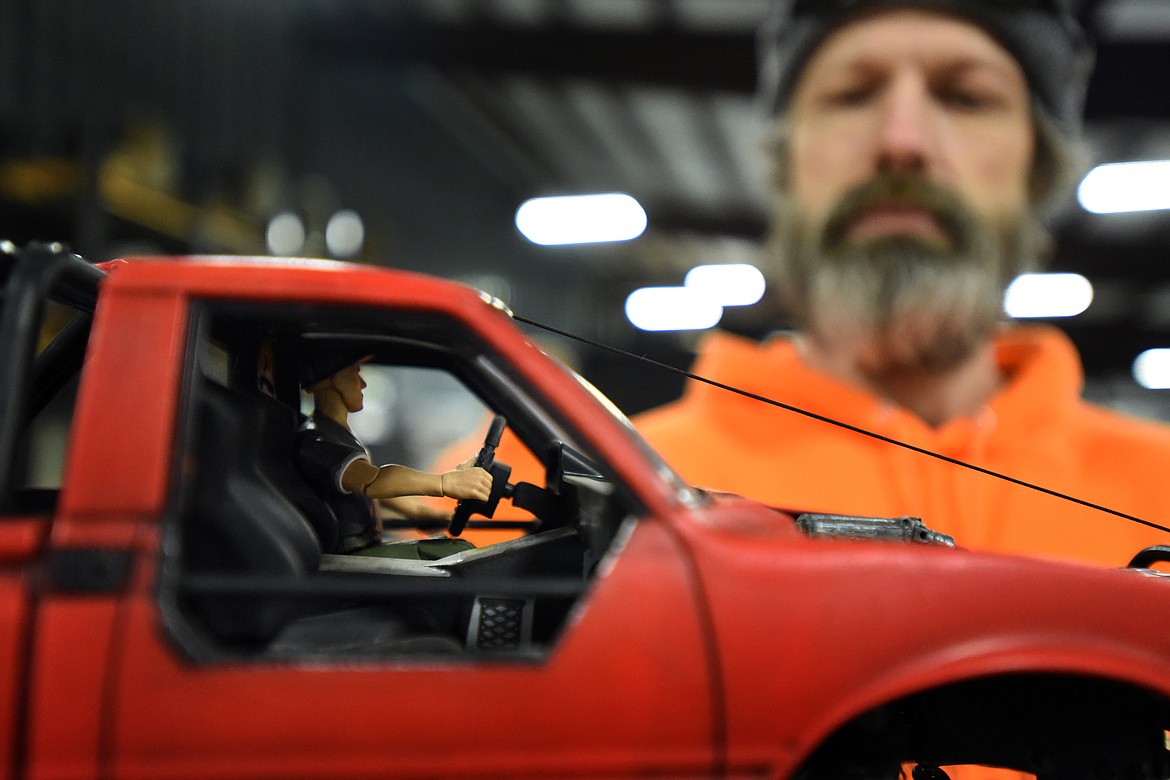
(635, 0, 1170, 567)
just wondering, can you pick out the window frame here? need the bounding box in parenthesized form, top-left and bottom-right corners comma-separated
(158, 297, 644, 664)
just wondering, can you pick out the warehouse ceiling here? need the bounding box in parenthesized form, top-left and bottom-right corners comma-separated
(2, 0, 1170, 415)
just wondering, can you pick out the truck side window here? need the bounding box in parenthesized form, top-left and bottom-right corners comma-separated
(19, 375, 78, 491)
(163, 303, 634, 664)
(6, 301, 90, 514)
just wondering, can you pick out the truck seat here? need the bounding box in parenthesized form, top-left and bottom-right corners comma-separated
(180, 379, 460, 654)
(181, 379, 338, 642)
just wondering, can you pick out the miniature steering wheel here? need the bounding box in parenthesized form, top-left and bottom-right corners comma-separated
(449, 415, 507, 537)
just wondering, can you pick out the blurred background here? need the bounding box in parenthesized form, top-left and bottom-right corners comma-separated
(3, 0, 1170, 445)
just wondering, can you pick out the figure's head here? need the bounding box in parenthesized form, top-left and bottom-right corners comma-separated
(299, 342, 373, 414)
(758, 1, 1092, 372)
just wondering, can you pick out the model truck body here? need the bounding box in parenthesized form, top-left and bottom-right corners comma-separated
(2, 243, 1169, 778)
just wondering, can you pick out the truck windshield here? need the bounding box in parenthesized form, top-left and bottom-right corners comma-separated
(569, 367, 704, 507)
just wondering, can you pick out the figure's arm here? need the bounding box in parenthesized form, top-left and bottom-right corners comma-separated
(341, 457, 491, 501)
(379, 494, 451, 521)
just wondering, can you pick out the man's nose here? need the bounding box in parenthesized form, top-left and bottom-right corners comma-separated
(874, 75, 937, 174)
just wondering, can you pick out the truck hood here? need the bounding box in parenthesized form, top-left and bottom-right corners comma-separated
(671, 493, 1170, 764)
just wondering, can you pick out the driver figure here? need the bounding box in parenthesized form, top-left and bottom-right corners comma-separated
(294, 344, 491, 558)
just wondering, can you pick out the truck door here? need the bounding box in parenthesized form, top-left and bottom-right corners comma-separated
(99, 294, 720, 778)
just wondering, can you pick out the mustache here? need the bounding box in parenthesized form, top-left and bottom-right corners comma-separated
(819, 173, 974, 253)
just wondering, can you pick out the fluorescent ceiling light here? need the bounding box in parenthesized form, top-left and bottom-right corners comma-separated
(266, 211, 305, 255)
(625, 286, 723, 331)
(325, 209, 365, 259)
(515, 192, 647, 246)
(684, 263, 766, 307)
(627, 263, 767, 331)
(1077, 160, 1170, 214)
(1133, 349, 1170, 390)
(1003, 273, 1093, 319)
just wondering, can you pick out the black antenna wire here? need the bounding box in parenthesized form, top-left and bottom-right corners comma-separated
(513, 314, 1170, 536)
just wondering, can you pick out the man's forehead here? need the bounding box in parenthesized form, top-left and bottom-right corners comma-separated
(802, 8, 1024, 78)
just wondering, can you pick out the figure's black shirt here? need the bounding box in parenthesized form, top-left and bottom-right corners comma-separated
(294, 411, 380, 551)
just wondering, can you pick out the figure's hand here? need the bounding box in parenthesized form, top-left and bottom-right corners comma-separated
(440, 466, 492, 501)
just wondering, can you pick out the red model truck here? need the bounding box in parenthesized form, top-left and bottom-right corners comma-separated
(2, 242, 1170, 778)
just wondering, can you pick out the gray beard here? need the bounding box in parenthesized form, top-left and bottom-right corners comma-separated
(770, 178, 1045, 374)
(805, 236, 1007, 373)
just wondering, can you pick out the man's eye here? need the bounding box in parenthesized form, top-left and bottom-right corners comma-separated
(939, 89, 1000, 111)
(825, 86, 874, 107)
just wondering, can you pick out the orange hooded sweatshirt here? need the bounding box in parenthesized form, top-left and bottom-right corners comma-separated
(635, 325, 1170, 568)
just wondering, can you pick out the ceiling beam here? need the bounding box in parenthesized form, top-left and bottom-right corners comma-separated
(298, 10, 758, 93)
(300, 9, 1170, 120)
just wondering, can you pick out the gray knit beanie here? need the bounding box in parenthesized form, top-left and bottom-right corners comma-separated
(758, 0, 1094, 135)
